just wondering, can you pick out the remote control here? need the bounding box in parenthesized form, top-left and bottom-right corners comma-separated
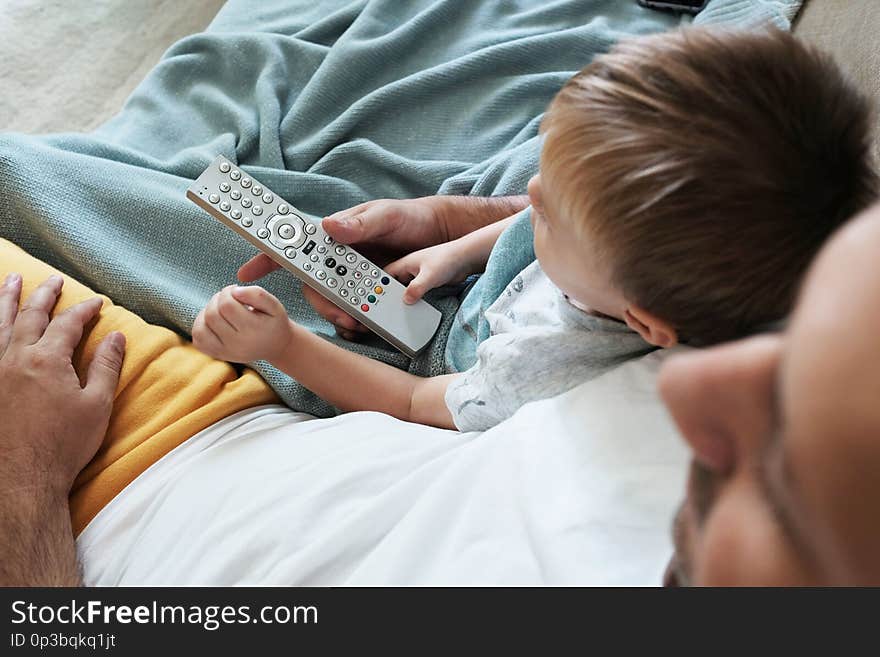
(187, 156, 442, 357)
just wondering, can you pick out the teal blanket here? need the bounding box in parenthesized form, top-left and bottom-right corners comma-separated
(0, 0, 801, 416)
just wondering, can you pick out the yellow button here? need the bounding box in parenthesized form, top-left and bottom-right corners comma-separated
(374, 286, 383, 294)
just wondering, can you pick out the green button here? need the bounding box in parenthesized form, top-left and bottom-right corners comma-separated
(368, 294, 377, 303)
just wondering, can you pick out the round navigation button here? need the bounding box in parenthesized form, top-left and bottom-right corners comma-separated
(279, 224, 295, 239)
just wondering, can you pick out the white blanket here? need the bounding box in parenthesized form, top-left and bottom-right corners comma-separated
(77, 349, 689, 585)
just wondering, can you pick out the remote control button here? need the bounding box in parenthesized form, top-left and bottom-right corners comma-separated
(340, 289, 349, 298)
(220, 201, 231, 211)
(230, 170, 241, 181)
(305, 224, 316, 235)
(367, 294, 376, 303)
(242, 218, 253, 227)
(381, 276, 390, 285)
(316, 270, 327, 281)
(334, 245, 346, 256)
(335, 265, 348, 277)
(364, 278, 373, 287)
(317, 245, 327, 254)
(346, 280, 355, 288)
(310, 254, 319, 262)
(231, 209, 242, 220)
(323, 235, 333, 244)
(262, 193, 274, 204)
(374, 286, 384, 295)
(302, 240, 316, 255)
(241, 198, 252, 208)
(327, 278, 338, 288)
(285, 247, 296, 258)
(361, 304, 369, 312)
(325, 257, 337, 268)
(257, 228, 270, 239)
(303, 262, 312, 271)
(278, 204, 290, 215)
(241, 177, 252, 188)
(345, 253, 357, 264)
(353, 271, 362, 279)
(230, 190, 241, 200)
(279, 224, 295, 239)
(351, 297, 360, 305)
(209, 194, 220, 204)
(356, 287, 366, 296)
(219, 162, 231, 173)
(252, 205, 263, 216)
(219, 182, 231, 192)
(372, 269, 381, 278)
(359, 262, 369, 270)
(252, 184, 263, 196)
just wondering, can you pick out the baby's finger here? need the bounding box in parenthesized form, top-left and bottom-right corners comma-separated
(384, 257, 417, 284)
(192, 311, 223, 357)
(217, 287, 253, 329)
(403, 268, 434, 304)
(230, 285, 283, 316)
(205, 293, 236, 332)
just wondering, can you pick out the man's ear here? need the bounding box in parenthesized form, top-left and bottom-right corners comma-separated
(623, 305, 678, 348)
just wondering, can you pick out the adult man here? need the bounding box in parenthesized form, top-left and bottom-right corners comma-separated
(660, 200, 880, 585)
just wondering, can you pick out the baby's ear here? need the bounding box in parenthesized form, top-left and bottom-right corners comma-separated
(623, 305, 678, 348)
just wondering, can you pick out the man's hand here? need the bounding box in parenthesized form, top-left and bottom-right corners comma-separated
(193, 285, 293, 364)
(0, 273, 125, 585)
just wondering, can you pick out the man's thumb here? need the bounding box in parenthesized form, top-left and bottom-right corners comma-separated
(323, 213, 378, 245)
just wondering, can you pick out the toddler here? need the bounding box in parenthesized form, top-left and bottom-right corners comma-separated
(194, 28, 877, 431)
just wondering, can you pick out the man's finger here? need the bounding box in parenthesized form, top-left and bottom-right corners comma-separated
(39, 297, 104, 357)
(322, 207, 394, 246)
(237, 254, 281, 282)
(10, 275, 64, 346)
(85, 331, 125, 400)
(301, 285, 366, 332)
(0, 273, 22, 356)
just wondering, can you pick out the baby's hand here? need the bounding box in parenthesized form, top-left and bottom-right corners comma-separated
(385, 240, 475, 304)
(193, 285, 292, 364)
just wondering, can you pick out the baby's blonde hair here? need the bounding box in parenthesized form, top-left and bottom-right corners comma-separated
(540, 27, 877, 343)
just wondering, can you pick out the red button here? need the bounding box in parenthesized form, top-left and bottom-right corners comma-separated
(361, 304, 369, 312)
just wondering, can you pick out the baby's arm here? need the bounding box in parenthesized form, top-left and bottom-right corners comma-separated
(192, 286, 458, 429)
(387, 214, 516, 303)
